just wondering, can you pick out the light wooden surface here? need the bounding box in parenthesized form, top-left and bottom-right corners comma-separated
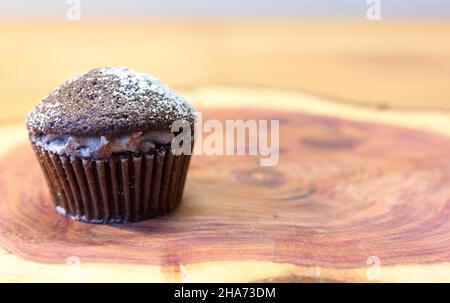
(1, 21, 450, 125)
(0, 21, 450, 282)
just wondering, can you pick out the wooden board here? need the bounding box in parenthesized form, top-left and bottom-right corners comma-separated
(1, 86, 450, 282)
(1, 21, 450, 127)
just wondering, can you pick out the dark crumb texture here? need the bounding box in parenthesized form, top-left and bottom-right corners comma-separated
(26, 67, 196, 136)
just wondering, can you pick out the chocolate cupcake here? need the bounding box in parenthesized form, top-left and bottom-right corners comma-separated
(26, 67, 196, 223)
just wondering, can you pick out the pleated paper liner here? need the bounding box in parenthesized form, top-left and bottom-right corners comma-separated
(33, 146, 192, 223)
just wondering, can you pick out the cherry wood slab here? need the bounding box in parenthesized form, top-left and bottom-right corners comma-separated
(0, 87, 449, 282)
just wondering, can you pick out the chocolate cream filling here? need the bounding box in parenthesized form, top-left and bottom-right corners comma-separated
(31, 130, 175, 159)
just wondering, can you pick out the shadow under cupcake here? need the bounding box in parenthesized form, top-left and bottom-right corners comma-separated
(26, 67, 196, 224)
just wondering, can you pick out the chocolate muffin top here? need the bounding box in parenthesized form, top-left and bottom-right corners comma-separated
(26, 67, 196, 136)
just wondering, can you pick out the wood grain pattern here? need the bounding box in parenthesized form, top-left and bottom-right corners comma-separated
(1, 87, 450, 282)
(0, 20, 450, 282)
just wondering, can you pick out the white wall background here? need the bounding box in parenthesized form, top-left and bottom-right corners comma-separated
(0, 0, 449, 19)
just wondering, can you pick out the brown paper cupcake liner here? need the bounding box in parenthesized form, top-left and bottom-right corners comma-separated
(33, 146, 191, 223)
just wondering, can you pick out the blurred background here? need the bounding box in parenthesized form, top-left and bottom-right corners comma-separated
(0, 0, 449, 124)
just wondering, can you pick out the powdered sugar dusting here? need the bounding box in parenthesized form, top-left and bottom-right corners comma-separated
(27, 67, 196, 136)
